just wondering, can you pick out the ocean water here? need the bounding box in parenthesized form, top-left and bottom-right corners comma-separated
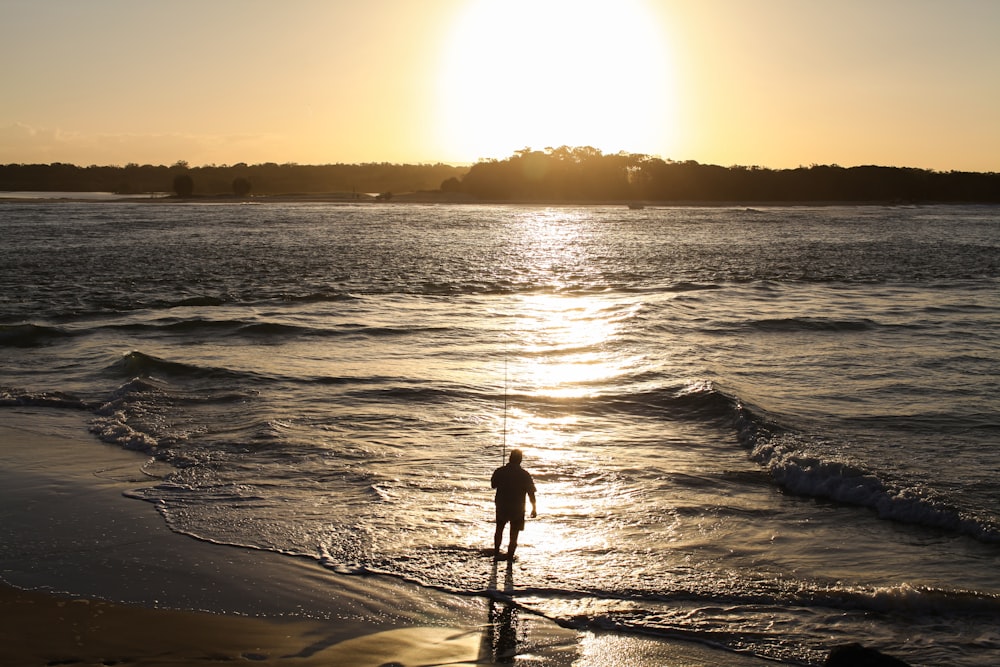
(1, 201, 998, 665)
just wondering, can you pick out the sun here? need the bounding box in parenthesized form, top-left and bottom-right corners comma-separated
(436, 0, 677, 162)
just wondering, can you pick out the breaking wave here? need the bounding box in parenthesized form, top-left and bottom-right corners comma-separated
(735, 402, 1000, 543)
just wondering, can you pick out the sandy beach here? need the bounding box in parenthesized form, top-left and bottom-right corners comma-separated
(0, 408, 775, 666)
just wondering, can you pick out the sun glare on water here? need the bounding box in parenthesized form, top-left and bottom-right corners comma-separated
(497, 290, 639, 454)
(436, 0, 677, 162)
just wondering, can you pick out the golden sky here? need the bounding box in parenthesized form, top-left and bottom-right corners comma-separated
(2, 0, 998, 171)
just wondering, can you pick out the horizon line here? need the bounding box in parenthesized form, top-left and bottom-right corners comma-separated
(3, 154, 998, 175)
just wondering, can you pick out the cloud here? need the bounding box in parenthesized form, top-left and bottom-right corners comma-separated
(0, 123, 289, 166)
(0, 123, 65, 161)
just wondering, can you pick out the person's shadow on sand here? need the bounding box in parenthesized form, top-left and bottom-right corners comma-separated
(484, 560, 520, 663)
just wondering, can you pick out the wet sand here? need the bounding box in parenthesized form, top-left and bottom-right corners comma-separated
(0, 409, 771, 665)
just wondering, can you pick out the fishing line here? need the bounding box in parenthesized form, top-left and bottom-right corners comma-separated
(502, 346, 508, 464)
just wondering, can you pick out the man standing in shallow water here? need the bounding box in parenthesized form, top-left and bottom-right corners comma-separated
(491, 449, 537, 562)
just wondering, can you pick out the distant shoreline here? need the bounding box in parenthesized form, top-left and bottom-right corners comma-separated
(5, 152, 997, 204)
(2, 191, 996, 208)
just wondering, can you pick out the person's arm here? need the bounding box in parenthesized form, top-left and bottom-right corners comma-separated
(528, 489, 537, 518)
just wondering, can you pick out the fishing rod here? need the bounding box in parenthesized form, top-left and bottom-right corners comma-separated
(502, 349, 508, 464)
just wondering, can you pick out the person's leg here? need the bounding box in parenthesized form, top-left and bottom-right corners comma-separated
(507, 526, 520, 561)
(494, 520, 506, 560)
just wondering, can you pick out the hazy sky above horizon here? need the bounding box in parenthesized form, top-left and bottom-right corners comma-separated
(2, 0, 998, 171)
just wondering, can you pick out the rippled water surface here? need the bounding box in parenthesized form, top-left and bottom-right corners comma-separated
(2, 202, 999, 665)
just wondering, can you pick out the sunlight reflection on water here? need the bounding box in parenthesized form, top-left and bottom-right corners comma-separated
(513, 293, 632, 396)
(9, 202, 996, 665)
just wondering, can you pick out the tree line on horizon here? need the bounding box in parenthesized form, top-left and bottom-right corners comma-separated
(444, 147, 1000, 203)
(2, 149, 998, 202)
(0, 161, 466, 197)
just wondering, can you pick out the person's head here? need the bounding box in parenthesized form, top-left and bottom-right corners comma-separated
(509, 449, 523, 465)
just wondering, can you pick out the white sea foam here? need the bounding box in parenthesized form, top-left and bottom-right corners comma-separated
(90, 410, 160, 450)
(735, 404, 999, 542)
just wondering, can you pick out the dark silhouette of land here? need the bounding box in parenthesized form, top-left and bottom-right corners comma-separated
(0, 160, 465, 200)
(2, 147, 998, 203)
(446, 147, 999, 203)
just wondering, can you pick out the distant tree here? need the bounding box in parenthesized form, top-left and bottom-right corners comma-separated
(172, 173, 194, 197)
(232, 176, 252, 197)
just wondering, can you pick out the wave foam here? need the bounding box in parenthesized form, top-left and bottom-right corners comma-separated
(735, 403, 1000, 543)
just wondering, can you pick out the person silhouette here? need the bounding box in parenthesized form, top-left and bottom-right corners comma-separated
(491, 449, 537, 561)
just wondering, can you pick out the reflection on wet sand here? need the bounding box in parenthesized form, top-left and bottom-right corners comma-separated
(482, 560, 522, 663)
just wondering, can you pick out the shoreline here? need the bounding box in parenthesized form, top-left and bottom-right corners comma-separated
(0, 408, 773, 666)
(3, 191, 997, 207)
